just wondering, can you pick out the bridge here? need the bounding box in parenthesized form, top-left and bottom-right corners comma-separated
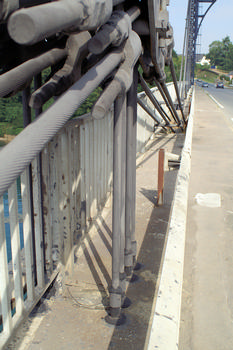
(1, 0, 233, 349)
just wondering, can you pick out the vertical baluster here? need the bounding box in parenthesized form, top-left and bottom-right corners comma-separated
(96, 119, 101, 209)
(74, 126, 82, 239)
(80, 124, 86, 234)
(60, 130, 72, 274)
(49, 137, 61, 265)
(93, 119, 98, 217)
(31, 158, 45, 289)
(104, 115, 108, 196)
(105, 114, 110, 195)
(8, 182, 24, 318)
(21, 169, 35, 301)
(69, 127, 76, 256)
(41, 146, 52, 275)
(89, 121, 95, 219)
(84, 123, 90, 227)
(100, 118, 104, 203)
(0, 196, 12, 335)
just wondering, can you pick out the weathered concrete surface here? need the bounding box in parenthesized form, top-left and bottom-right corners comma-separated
(179, 87, 233, 349)
(6, 131, 184, 350)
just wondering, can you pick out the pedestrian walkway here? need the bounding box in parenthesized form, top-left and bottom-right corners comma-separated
(6, 129, 184, 350)
(179, 87, 233, 349)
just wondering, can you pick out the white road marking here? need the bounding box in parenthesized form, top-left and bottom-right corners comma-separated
(208, 93, 224, 109)
(195, 193, 221, 208)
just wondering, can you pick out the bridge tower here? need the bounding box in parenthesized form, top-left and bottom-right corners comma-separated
(180, 0, 217, 94)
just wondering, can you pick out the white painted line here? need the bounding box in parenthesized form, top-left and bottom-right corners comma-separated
(195, 193, 221, 208)
(145, 88, 195, 350)
(207, 93, 224, 109)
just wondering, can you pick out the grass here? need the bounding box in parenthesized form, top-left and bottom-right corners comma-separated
(0, 139, 7, 147)
(195, 69, 219, 84)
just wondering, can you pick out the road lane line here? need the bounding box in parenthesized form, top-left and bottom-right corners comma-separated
(207, 93, 224, 109)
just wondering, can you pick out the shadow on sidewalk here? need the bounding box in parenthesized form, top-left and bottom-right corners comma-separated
(107, 168, 179, 350)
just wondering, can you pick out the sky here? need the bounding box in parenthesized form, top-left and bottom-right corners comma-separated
(168, 0, 233, 54)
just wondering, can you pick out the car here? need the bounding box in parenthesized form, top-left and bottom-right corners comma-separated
(216, 82, 224, 88)
(202, 82, 208, 87)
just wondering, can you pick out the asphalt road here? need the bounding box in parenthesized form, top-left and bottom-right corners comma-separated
(198, 82, 233, 122)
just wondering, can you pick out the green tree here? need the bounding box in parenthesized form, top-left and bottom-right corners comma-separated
(206, 36, 233, 71)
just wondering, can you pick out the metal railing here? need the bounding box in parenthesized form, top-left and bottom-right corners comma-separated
(0, 81, 178, 347)
(0, 0, 187, 345)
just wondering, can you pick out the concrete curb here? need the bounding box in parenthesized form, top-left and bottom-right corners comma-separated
(145, 87, 195, 350)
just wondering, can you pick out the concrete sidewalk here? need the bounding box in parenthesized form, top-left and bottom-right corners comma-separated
(179, 87, 233, 349)
(6, 128, 185, 350)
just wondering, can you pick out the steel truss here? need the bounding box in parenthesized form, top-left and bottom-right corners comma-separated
(180, 0, 217, 96)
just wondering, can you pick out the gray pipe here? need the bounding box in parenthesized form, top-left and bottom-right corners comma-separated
(30, 32, 91, 109)
(160, 81, 183, 128)
(0, 49, 124, 197)
(154, 79, 180, 127)
(0, 47, 68, 97)
(137, 98, 158, 125)
(130, 67, 138, 265)
(0, 0, 50, 21)
(107, 93, 126, 325)
(8, 0, 113, 45)
(88, 8, 140, 55)
(119, 92, 127, 305)
(125, 66, 137, 275)
(112, 0, 125, 5)
(92, 30, 142, 119)
(170, 59, 186, 123)
(139, 75, 172, 127)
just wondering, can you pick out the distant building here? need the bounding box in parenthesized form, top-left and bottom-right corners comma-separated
(228, 71, 233, 80)
(198, 56, 211, 66)
(196, 53, 205, 62)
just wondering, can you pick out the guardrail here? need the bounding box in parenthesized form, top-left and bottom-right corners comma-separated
(0, 0, 186, 343)
(0, 81, 178, 347)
